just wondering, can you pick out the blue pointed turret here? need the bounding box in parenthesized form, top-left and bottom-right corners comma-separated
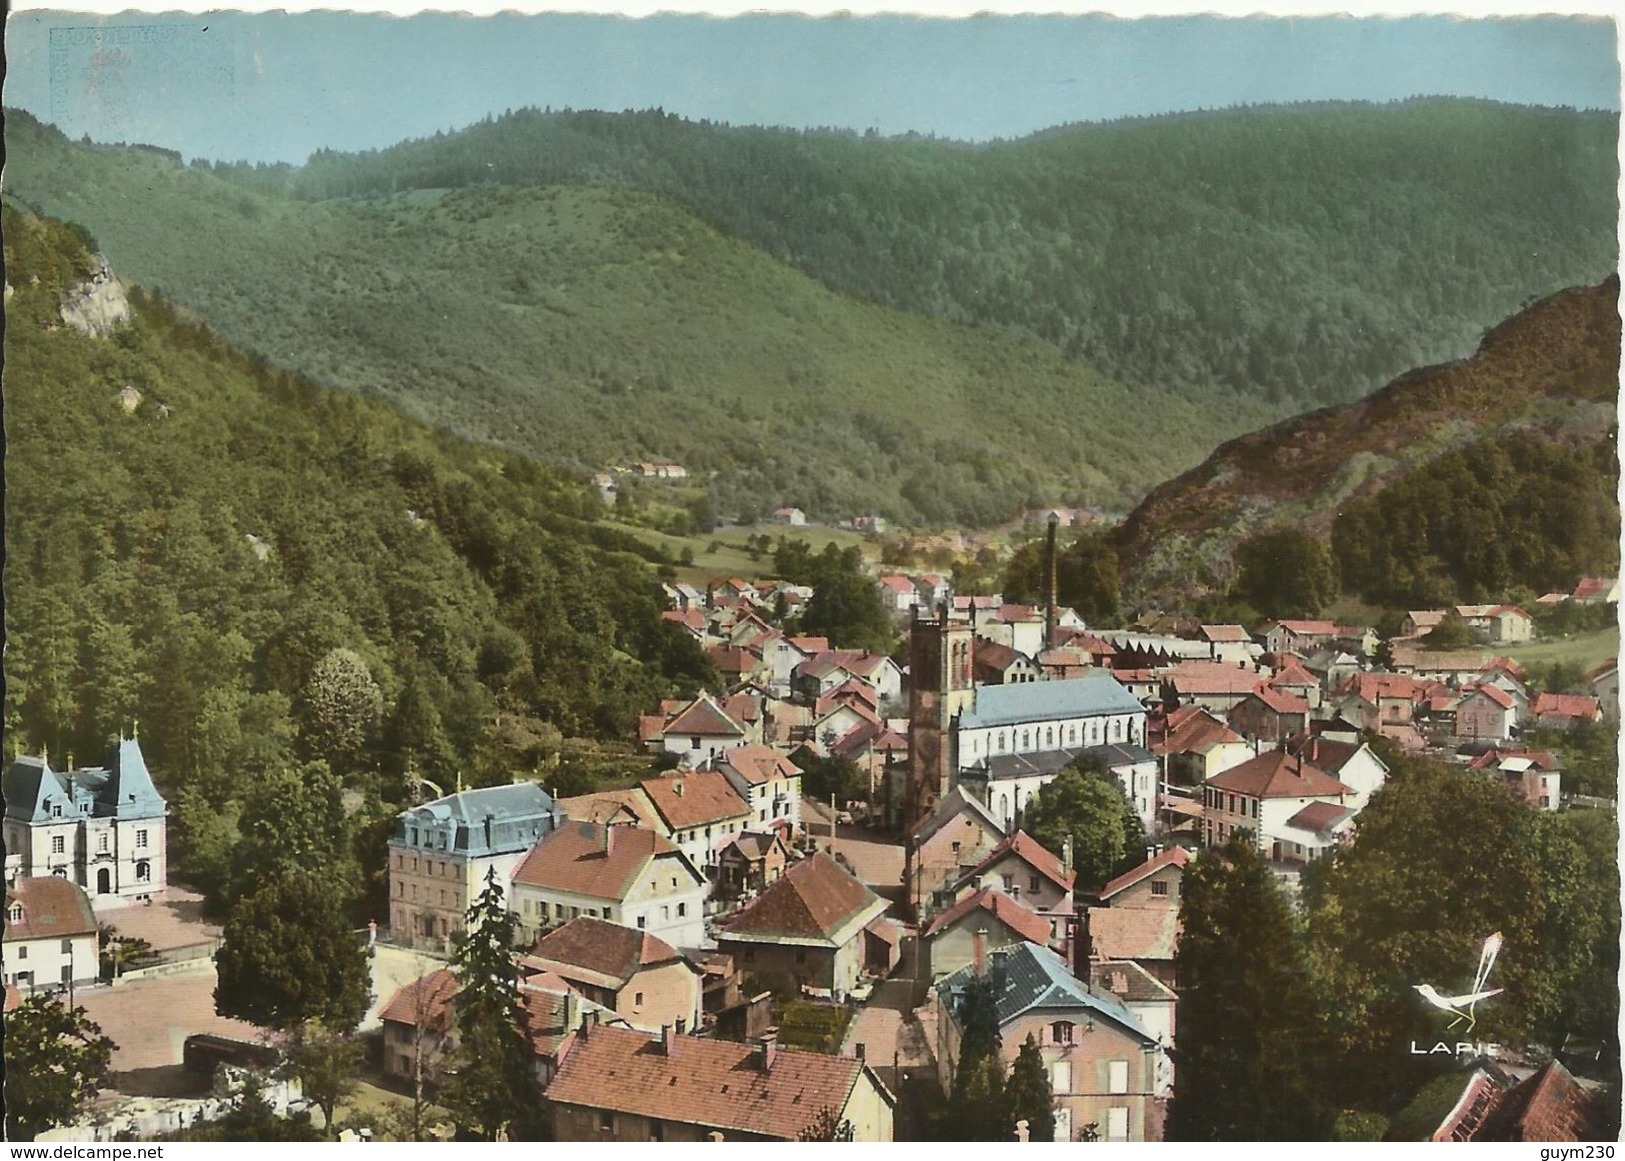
(104, 736, 167, 819)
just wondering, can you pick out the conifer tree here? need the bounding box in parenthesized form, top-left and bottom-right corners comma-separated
(948, 973, 1010, 1140)
(439, 869, 543, 1141)
(1166, 835, 1329, 1141)
(1005, 1034, 1057, 1142)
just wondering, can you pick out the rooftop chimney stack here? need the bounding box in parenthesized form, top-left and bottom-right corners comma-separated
(1061, 834, 1074, 877)
(754, 1029, 779, 1072)
(973, 926, 988, 978)
(1073, 898, 1097, 985)
(661, 1024, 677, 1056)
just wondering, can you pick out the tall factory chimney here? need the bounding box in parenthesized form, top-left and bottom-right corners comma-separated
(1044, 511, 1060, 649)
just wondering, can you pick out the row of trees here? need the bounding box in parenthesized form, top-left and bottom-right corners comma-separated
(942, 977, 1063, 1141)
(1169, 751, 1620, 1139)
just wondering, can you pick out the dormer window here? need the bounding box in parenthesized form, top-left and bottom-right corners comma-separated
(7, 903, 21, 923)
(51, 804, 63, 818)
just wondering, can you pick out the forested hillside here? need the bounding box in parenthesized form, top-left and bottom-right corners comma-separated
(3, 112, 1272, 527)
(238, 98, 1613, 412)
(1113, 277, 1621, 606)
(3, 205, 720, 911)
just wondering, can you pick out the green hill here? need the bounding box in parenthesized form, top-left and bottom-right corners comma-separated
(1113, 277, 1621, 607)
(250, 99, 1613, 412)
(3, 204, 722, 902)
(3, 111, 1275, 528)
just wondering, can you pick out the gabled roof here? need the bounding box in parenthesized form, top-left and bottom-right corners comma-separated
(558, 788, 663, 832)
(5, 877, 96, 940)
(973, 638, 1029, 674)
(957, 831, 1074, 894)
(1240, 686, 1311, 716)
(1268, 656, 1321, 688)
(378, 968, 458, 1031)
(721, 830, 792, 863)
(784, 635, 830, 656)
(640, 771, 752, 831)
(661, 607, 708, 635)
(663, 694, 749, 740)
(1200, 624, 1252, 643)
(1153, 705, 1244, 756)
(1204, 750, 1350, 799)
(719, 852, 886, 947)
(879, 574, 917, 594)
(528, 916, 684, 987)
(713, 744, 801, 787)
(1095, 958, 1178, 1005)
(922, 887, 1053, 945)
(1268, 619, 1339, 636)
(959, 670, 1143, 730)
(1468, 748, 1562, 773)
(513, 822, 692, 902)
(1475, 1059, 1605, 1141)
(1165, 661, 1265, 697)
(1098, 847, 1190, 903)
(935, 942, 1152, 1045)
(1088, 905, 1181, 962)
(1532, 692, 1601, 721)
(1460, 683, 1517, 710)
(544, 1025, 874, 1140)
(1285, 801, 1355, 834)
(909, 785, 1006, 846)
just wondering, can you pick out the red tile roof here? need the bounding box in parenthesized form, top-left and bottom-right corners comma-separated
(1088, 905, 1180, 962)
(1098, 847, 1191, 903)
(545, 1024, 869, 1140)
(663, 695, 748, 740)
(5, 877, 96, 940)
(1200, 624, 1252, 643)
(1468, 748, 1561, 772)
(1268, 657, 1320, 688)
(1476, 1059, 1604, 1141)
(1461, 683, 1517, 710)
(960, 831, 1075, 894)
(1272, 619, 1338, 636)
(922, 887, 1054, 944)
(661, 608, 707, 634)
(1242, 686, 1311, 716)
(1571, 577, 1611, 601)
(715, 744, 801, 787)
(379, 968, 458, 1032)
(720, 852, 883, 945)
(1284, 801, 1354, 833)
(973, 638, 1028, 674)
(559, 788, 663, 831)
(1166, 661, 1266, 697)
(879, 575, 916, 594)
(1153, 705, 1245, 756)
(640, 771, 752, 831)
(1204, 750, 1350, 799)
(3, 983, 20, 1013)
(513, 822, 685, 902)
(1532, 692, 1601, 722)
(529, 916, 683, 986)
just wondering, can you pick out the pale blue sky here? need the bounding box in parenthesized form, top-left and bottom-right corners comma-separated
(4, 10, 1618, 164)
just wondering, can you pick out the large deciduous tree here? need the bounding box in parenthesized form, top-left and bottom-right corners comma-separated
(288, 1021, 365, 1138)
(439, 870, 543, 1141)
(1166, 835, 1330, 1141)
(3, 994, 116, 1140)
(1523, 809, 1620, 1051)
(214, 872, 372, 1033)
(1022, 760, 1146, 893)
(1230, 526, 1339, 619)
(1305, 759, 1544, 1111)
(300, 646, 384, 773)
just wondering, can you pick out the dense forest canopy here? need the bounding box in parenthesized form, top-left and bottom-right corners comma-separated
(3, 111, 1274, 527)
(3, 205, 716, 914)
(263, 98, 1615, 413)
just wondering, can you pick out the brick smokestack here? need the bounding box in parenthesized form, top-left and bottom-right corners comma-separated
(1045, 512, 1060, 648)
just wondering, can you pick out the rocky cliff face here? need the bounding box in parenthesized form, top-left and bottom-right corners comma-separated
(59, 254, 131, 338)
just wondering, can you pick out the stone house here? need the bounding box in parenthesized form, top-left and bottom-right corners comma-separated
(904, 786, 1007, 918)
(715, 853, 892, 1000)
(509, 821, 709, 949)
(3, 876, 99, 992)
(388, 782, 557, 945)
(935, 941, 1161, 1142)
(922, 886, 1053, 980)
(522, 916, 701, 1035)
(2, 738, 167, 908)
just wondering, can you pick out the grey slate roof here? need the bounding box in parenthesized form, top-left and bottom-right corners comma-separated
(3, 739, 167, 824)
(910, 785, 1007, 844)
(959, 671, 1144, 731)
(393, 782, 556, 859)
(935, 941, 1153, 1046)
(982, 742, 1155, 783)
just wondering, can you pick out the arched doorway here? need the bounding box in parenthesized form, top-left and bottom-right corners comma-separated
(96, 867, 112, 895)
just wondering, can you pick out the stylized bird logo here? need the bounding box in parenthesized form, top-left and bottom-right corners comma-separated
(1414, 932, 1503, 1034)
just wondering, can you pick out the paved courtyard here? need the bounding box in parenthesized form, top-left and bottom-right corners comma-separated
(75, 970, 265, 1083)
(96, 887, 222, 953)
(803, 797, 905, 889)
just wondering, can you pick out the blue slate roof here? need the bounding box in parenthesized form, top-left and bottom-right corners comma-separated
(934, 941, 1153, 1046)
(958, 670, 1145, 731)
(3, 739, 167, 824)
(392, 782, 557, 859)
